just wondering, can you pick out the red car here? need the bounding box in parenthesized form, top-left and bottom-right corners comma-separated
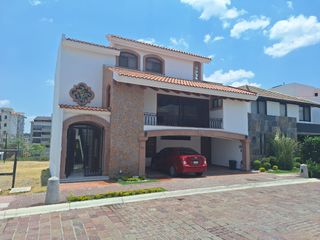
(151, 147, 207, 177)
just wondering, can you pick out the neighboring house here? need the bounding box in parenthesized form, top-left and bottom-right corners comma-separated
(50, 34, 257, 181)
(239, 85, 320, 161)
(271, 82, 320, 135)
(0, 107, 25, 147)
(30, 116, 52, 155)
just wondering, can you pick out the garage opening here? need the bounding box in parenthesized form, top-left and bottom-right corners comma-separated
(145, 134, 244, 177)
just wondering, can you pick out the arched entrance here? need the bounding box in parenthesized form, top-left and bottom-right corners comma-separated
(65, 123, 103, 177)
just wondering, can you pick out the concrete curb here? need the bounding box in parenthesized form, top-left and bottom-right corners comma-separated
(0, 178, 318, 220)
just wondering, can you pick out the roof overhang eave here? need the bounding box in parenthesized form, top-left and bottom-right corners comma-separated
(113, 73, 257, 101)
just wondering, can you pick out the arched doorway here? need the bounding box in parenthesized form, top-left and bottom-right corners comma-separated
(65, 123, 103, 177)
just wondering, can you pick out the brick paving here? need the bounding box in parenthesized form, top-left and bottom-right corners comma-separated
(1, 182, 319, 239)
(0, 169, 300, 210)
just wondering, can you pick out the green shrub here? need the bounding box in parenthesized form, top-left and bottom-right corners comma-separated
(272, 132, 298, 170)
(301, 136, 320, 164)
(293, 162, 301, 169)
(307, 160, 320, 178)
(252, 160, 261, 170)
(259, 167, 266, 172)
(262, 162, 271, 170)
(293, 156, 302, 164)
(120, 176, 145, 182)
(272, 165, 278, 171)
(67, 187, 166, 202)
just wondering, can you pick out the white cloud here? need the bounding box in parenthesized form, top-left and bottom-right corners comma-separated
(213, 36, 224, 41)
(204, 69, 255, 85)
(204, 34, 211, 44)
(230, 16, 270, 39)
(29, 0, 42, 6)
(137, 38, 156, 44)
(230, 79, 261, 87)
(0, 99, 10, 107)
(40, 17, 53, 23)
(264, 15, 320, 57)
(169, 37, 189, 49)
(46, 79, 54, 87)
(180, 0, 245, 21)
(207, 54, 215, 59)
(287, 1, 293, 10)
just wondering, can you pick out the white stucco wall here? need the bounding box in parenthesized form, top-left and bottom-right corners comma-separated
(58, 46, 116, 106)
(267, 101, 280, 116)
(223, 99, 250, 135)
(156, 136, 201, 153)
(211, 138, 242, 169)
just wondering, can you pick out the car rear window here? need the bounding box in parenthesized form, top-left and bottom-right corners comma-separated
(178, 148, 198, 155)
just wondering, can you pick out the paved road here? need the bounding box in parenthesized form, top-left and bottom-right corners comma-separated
(1, 181, 319, 240)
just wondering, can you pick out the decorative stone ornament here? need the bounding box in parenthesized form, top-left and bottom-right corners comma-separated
(69, 82, 95, 106)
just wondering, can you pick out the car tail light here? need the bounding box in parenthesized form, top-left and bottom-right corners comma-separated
(182, 160, 187, 165)
(204, 159, 207, 165)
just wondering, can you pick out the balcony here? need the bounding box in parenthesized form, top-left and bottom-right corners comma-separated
(297, 122, 320, 135)
(144, 112, 223, 129)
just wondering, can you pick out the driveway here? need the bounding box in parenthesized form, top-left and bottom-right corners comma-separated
(1, 181, 319, 239)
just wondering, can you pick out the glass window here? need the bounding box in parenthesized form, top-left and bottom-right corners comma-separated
(146, 57, 162, 74)
(299, 106, 311, 122)
(193, 62, 201, 80)
(212, 98, 223, 109)
(257, 101, 266, 115)
(119, 52, 138, 69)
(280, 103, 287, 117)
(157, 94, 209, 128)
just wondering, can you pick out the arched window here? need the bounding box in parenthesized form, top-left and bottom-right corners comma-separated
(119, 51, 138, 69)
(145, 57, 163, 74)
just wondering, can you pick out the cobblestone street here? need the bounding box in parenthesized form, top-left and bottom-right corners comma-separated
(1, 181, 319, 240)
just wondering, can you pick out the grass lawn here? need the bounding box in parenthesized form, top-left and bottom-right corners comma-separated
(0, 160, 49, 194)
(268, 167, 300, 174)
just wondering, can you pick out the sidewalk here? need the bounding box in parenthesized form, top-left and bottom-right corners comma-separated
(0, 171, 301, 211)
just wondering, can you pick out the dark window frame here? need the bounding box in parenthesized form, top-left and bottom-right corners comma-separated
(145, 56, 163, 74)
(280, 103, 287, 117)
(118, 51, 139, 70)
(299, 105, 311, 122)
(257, 100, 267, 115)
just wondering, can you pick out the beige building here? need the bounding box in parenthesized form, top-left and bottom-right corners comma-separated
(30, 116, 52, 153)
(0, 107, 25, 147)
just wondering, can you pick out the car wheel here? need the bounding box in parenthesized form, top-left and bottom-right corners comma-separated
(195, 172, 203, 177)
(169, 166, 177, 177)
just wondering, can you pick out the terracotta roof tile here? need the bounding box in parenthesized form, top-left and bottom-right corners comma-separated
(65, 37, 118, 51)
(109, 67, 256, 96)
(108, 35, 211, 61)
(59, 104, 109, 112)
(239, 85, 320, 106)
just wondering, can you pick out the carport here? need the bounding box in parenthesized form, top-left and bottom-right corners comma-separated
(137, 128, 250, 176)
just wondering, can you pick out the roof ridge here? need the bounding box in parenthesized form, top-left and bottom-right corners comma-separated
(108, 34, 211, 61)
(65, 37, 118, 50)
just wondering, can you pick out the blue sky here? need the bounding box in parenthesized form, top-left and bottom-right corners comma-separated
(1, 0, 320, 132)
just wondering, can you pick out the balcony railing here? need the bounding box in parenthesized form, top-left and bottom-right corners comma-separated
(144, 112, 223, 129)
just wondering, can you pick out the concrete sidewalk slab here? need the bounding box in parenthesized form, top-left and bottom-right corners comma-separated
(9, 187, 31, 194)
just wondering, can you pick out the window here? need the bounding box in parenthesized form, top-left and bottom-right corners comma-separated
(212, 98, 223, 109)
(280, 103, 287, 117)
(145, 57, 163, 74)
(33, 132, 41, 137)
(106, 85, 111, 109)
(299, 106, 311, 122)
(157, 94, 209, 128)
(4, 115, 7, 119)
(119, 52, 138, 69)
(315, 93, 318, 97)
(3, 123, 7, 127)
(193, 62, 201, 80)
(257, 100, 267, 115)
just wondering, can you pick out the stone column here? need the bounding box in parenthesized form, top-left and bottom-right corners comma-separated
(241, 139, 251, 171)
(138, 134, 148, 177)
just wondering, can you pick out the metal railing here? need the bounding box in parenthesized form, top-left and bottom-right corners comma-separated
(144, 112, 157, 125)
(209, 118, 223, 129)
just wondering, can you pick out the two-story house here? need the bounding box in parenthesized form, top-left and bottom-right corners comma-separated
(240, 85, 320, 161)
(50, 35, 257, 181)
